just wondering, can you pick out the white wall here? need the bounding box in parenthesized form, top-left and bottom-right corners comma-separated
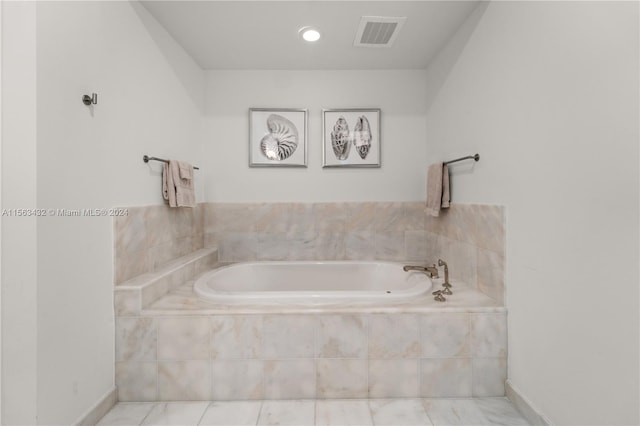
(0, 2, 204, 424)
(204, 70, 428, 202)
(424, 2, 639, 425)
(1, 2, 38, 424)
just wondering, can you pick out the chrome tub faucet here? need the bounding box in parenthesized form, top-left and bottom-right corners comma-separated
(438, 259, 453, 295)
(402, 264, 439, 279)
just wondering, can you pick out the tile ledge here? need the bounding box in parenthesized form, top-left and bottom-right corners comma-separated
(116, 247, 217, 290)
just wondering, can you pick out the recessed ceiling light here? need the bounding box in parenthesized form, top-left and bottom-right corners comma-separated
(299, 26, 321, 42)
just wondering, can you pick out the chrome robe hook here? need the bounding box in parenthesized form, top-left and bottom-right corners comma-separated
(82, 93, 98, 106)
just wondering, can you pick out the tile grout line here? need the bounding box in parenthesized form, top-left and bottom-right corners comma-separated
(254, 400, 264, 426)
(196, 401, 213, 426)
(137, 402, 156, 426)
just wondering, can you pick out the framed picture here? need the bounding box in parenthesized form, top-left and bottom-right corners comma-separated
(322, 108, 381, 168)
(249, 108, 308, 167)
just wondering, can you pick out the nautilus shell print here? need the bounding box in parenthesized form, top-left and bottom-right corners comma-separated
(353, 116, 372, 159)
(331, 117, 352, 160)
(260, 114, 299, 161)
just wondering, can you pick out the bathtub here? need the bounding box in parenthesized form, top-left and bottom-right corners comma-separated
(193, 261, 433, 304)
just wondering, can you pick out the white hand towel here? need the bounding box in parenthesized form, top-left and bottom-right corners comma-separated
(177, 160, 193, 180)
(425, 162, 450, 217)
(169, 160, 196, 208)
(162, 163, 177, 207)
(442, 164, 450, 209)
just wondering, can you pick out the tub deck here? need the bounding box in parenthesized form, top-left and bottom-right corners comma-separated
(143, 273, 504, 316)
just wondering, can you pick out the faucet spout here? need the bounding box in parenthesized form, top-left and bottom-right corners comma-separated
(402, 265, 439, 279)
(437, 259, 449, 284)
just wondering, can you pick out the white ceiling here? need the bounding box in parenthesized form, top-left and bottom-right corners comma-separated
(140, 1, 481, 70)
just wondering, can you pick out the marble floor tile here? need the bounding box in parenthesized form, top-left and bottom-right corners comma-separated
(97, 398, 529, 426)
(199, 401, 262, 426)
(422, 398, 530, 426)
(315, 400, 373, 426)
(369, 399, 433, 426)
(422, 399, 490, 425)
(257, 400, 315, 426)
(97, 403, 154, 426)
(140, 402, 209, 425)
(473, 398, 530, 426)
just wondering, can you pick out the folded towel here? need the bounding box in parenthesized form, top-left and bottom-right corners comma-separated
(442, 164, 450, 209)
(171, 160, 196, 207)
(425, 162, 450, 217)
(163, 160, 196, 208)
(177, 161, 193, 180)
(162, 163, 177, 207)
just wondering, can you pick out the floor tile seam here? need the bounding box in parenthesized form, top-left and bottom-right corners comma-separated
(137, 403, 156, 426)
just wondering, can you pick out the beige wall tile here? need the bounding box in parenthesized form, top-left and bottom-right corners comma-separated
(375, 231, 406, 261)
(477, 249, 505, 304)
(212, 360, 264, 400)
(211, 316, 263, 359)
(345, 231, 376, 260)
(316, 359, 368, 398)
(115, 251, 148, 284)
(472, 358, 507, 397)
(369, 315, 420, 359)
(114, 207, 147, 256)
(420, 314, 470, 358)
(116, 317, 157, 362)
(158, 361, 211, 401)
(314, 203, 348, 232)
(471, 313, 507, 358)
(264, 360, 316, 399)
(115, 361, 157, 402)
(263, 315, 315, 358)
(158, 317, 210, 360)
(316, 315, 367, 358)
(420, 358, 472, 397)
(368, 359, 419, 398)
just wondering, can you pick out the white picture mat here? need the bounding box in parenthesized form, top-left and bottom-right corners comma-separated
(250, 109, 307, 167)
(323, 109, 380, 167)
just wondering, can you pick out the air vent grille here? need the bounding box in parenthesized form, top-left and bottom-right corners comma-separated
(354, 16, 407, 47)
(361, 22, 398, 45)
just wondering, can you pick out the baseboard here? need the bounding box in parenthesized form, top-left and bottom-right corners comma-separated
(73, 386, 117, 426)
(505, 380, 552, 426)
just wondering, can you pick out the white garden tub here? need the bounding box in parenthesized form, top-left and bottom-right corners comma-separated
(193, 261, 433, 304)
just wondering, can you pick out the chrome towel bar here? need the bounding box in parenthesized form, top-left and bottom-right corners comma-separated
(143, 155, 199, 170)
(444, 153, 480, 165)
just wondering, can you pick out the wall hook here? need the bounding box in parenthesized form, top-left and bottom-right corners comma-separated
(82, 93, 98, 106)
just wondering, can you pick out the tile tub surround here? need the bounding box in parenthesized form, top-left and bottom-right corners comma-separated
(425, 204, 506, 304)
(114, 248, 218, 316)
(114, 204, 205, 284)
(203, 202, 505, 303)
(115, 307, 507, 401)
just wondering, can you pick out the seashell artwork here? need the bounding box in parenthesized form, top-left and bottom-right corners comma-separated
(331, 117, 352, 160)
(260, 114, 299, 161)
(353, 116, 372, 159)
(322, 109, 380, 168)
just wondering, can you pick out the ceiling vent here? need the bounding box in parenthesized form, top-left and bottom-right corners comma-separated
(354, 16, 407, 48)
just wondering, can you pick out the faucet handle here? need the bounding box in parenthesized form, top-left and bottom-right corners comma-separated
(433, 290, 446, 302)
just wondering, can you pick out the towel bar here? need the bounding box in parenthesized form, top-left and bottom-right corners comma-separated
(444, 154, 479, 165)
(143, 155, 199, 170)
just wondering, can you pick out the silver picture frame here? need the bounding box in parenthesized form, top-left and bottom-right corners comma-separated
(249, 108, 308, 167)
(322, 108, 381, 168)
